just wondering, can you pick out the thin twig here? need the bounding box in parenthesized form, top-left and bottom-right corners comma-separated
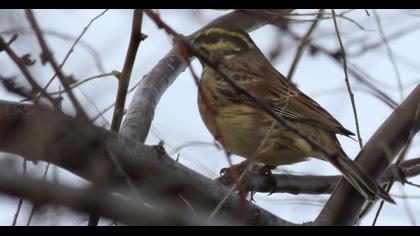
(286, 9, 324, 81)
(1, 27, 107, 73)
(25, 9, 87, 118)
(178, 194, 200, 221)
(0, 35, 59, 109)
(111, 9, 145, 132)
(35, 9, 109, 105)
(20, 71, 119, 103)
(26, 163, 50, 226)
(348, 20, 420, 57)
(11, 160, 27, 226)
(331, 9, 364, 149)
(397, 185, 417, 225)
(372, 9, 404, 102)
(239, 10, 399, 109)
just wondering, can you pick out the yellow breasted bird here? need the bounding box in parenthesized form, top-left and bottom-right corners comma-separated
(193, 27, 394, 203)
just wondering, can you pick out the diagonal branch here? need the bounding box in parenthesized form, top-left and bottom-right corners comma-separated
(315, 84, 420, 225)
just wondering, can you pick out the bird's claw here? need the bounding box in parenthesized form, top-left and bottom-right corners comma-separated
(257, 165, 277, 195)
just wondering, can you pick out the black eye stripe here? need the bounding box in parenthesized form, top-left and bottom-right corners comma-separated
(201, 32, 222, 44)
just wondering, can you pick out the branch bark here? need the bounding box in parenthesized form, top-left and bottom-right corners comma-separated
(315, 84, 420, 225)
(0, 100, 295, 225)
(0, 164, 203, 225)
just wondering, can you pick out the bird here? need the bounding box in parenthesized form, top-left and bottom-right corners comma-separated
(192, 26, 395, 203)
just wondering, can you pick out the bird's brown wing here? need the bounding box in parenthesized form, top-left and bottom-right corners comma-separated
(284, 87, 354, 136)
(216, 67, 354, 136)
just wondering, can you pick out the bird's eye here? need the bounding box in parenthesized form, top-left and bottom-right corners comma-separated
(204, 33, 222, 44)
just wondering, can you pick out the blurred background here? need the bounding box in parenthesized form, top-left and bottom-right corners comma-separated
(0, 9, 419, 225)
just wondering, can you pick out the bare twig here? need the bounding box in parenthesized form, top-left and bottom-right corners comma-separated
(25, 9, 87, 118)
(286, 9, 324, 81)
(36, 9, 109, 105)
(348, 20, 420, 57)
(331, 9, 363, 149)
(26, 163, 50, 226)
(20, 71, 119, 103)
(0, 35, 59, 109)
(372, 9, 404, 102)
(111, 9, 144, 132)
(237, 10, 399, 110)
(1, 27, 107, 73)
(11, 160, 26, 226)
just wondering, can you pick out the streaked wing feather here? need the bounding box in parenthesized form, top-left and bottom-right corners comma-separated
(215, 67, 354, 136)
(286, 93, 355, 136)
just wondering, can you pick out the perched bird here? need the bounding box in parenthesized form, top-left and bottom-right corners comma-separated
(193, 27, 394, 203)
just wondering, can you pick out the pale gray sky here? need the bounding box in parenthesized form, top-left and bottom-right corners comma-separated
(0, 9, 419, 225)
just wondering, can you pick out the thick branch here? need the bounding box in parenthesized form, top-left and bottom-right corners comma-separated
(0, 100, 295, 226)
(0, 165, 201, 225)
(315, 84, 420, 225)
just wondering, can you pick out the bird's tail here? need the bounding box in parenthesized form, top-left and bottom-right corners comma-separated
(329, 154, 395, 204)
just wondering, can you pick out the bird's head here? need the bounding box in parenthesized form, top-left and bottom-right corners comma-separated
(192, 27, 255, 59)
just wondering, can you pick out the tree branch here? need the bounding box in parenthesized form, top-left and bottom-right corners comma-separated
(111, 9, 145, 132)
(315, 84, 420, 225)
(0, 100, 295, 225)
(0, 164, 203, 225)
(89, 9, 144, 226)
(217, 157, 420, 195)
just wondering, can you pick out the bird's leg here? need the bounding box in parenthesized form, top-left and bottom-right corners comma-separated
(219, 160, 250, 176)
(256, 165, 278, 195)
(218, 162, 278, 196)
(218, 160, 252, 204)
(219, 160, 251, 188)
